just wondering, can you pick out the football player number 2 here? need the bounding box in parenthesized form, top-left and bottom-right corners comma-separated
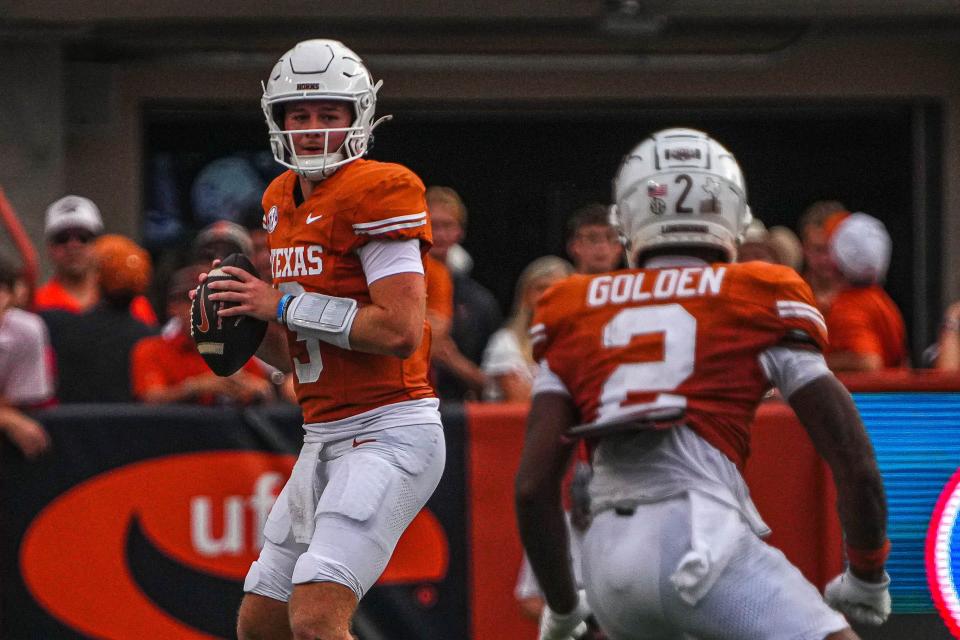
(278, 282, 323, 383)
(596, 304, 696, 424)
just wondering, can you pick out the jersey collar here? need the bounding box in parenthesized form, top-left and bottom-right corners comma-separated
(643, 255, 710, 269)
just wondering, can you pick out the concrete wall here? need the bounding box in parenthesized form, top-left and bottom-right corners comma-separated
(0, 44, 64, 270)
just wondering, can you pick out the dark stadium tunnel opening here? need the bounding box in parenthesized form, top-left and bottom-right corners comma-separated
(125, 515, 242, 639)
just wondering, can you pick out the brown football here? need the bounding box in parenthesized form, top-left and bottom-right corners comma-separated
(190, 253, 268, 377)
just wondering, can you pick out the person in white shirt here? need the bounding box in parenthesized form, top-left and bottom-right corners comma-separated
(0, 254, 53, 459)
(481, 256, 573, 402)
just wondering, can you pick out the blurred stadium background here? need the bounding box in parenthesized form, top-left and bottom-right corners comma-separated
(3, 1, 960, 638)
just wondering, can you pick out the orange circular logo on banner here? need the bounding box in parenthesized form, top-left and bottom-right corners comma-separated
(21, 451, 449, 639)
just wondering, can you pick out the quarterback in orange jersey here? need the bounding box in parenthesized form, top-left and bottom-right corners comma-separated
(201, 40, 445, 640)
(515, 128, 891, 640)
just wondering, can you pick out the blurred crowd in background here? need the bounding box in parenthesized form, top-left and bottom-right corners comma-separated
(2, 153, 954, 466)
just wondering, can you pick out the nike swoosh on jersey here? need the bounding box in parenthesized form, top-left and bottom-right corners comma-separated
(352, 438, 378, 448)
(306, 213, 324, 224)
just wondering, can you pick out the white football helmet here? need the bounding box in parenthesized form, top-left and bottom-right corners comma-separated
(612, 128, 752, 265)
(261, 39, 390, 180)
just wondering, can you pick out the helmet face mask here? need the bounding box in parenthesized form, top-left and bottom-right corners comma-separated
(612, 128, 752, 266)
(261, 40, 389, 180)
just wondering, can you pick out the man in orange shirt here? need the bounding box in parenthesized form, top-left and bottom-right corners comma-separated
(131, 264, 272, 405)
(823, 212, 907, 371)
(199, 40, 446, 640)
(35, 195, 157, 326)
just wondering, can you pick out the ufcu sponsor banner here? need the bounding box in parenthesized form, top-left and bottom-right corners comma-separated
(22, 453, 292, 639)
(1, 404, 466, 640)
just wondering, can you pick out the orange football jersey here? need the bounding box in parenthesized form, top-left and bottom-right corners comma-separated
(531, 261, 827, 468)
(263, 159, 436, 424)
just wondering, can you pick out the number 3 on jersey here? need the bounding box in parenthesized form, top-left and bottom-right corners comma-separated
(596, 304, 696, 424)
(278, 282, 323, 383)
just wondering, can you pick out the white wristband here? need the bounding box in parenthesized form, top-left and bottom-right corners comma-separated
(285, 292, 358, 350)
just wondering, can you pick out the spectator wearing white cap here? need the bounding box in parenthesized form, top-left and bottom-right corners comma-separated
(34, 195, 157, 326)
(823, 212, 908, 371)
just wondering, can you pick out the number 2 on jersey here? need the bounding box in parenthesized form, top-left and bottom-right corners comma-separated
(278, 282, 323, 383)
(596, 304, 696, 424)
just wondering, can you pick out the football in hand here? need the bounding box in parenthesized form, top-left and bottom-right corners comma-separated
(191, 253, 268, 377)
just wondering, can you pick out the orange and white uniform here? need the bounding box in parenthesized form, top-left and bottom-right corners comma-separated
(531, 260, 827, 468)
(264, 158, 438, 427)
(531, 258, 849, 639)
(245, 159, 446, 604)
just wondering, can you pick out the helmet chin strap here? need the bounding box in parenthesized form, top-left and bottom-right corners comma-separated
(298, 152, 345, 180)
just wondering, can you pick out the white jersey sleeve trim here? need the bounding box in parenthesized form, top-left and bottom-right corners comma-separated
(357, 239, 424, 286)
(776, 300, 828, 334)
(352, 212, 427, 235)
(531, 359, 571, 397)
(758, 345, 831, 400)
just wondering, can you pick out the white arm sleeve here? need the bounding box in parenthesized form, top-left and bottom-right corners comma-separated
(758, 345, 832, 400)
(357, 239, 424, 286)
(531, 359, 571, 397)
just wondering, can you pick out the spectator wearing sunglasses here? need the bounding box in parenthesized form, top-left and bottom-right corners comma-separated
(34, 196, 157, 326)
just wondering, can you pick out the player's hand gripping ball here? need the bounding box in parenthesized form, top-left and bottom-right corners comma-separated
(191, 253, 268, 376)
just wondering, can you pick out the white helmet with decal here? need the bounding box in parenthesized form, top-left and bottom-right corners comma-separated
(612, 128, 752, 265)
(261, 39, 390, 180)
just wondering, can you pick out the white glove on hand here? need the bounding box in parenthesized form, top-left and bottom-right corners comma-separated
(539, 590, 591, 640)
(824, 569, 891, 626)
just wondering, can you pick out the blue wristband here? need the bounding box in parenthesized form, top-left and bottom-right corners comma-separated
(276, 294, 294, 324)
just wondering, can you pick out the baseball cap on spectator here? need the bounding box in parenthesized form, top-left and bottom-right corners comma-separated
(45, 195, 104, 239)
(93, 234, 152, 297)
(829, 212, 891, 285)
(193, 220, 253, 261)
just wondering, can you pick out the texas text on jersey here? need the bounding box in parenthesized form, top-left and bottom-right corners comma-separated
(264, 157, 436, 423)
(530, 260, 827, 468)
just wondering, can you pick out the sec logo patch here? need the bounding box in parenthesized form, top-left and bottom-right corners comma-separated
(927, 467, 960, 638)
(265, 205, 278, 233)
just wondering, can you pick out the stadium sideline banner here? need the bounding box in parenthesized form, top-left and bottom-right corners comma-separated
(3, 388, 957, 639)
(1, 404, 467, 640)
